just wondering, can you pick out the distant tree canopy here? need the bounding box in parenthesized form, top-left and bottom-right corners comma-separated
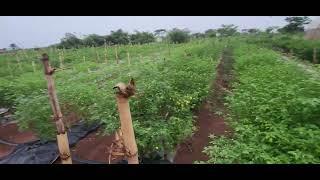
(217, 24, 238, 37)
(9, 43, 19, 50)
(57, 33, 82, 49)
(166, 28, 190, 43)
(107, 29, 130, 45)
(242, 28, 261, 34)
(204, 29, 217, 38)
(130, 31, 155, 44)
(265, 26, 279, 34)
(55, 29, 157, 49)
(191, 33, 206, 39)
(82, 34, 105, 47)
(154, 29, 166, 38)
(279, 16, 311, 34)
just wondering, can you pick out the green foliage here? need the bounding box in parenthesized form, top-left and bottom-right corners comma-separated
(0, 39, 224, 154)
(82, 34, 105, 47)
(217, 24, 238, 37)
(166, 28, 191, 44)
(205, 29, 217, 38)
(107, 29, 130, 45)
(58, 33, 82, 49)
(202, 43, 320, 163)
(130, 31, 155, 44)
(279, 16, 311, 34)
(245, 34, 320, 63)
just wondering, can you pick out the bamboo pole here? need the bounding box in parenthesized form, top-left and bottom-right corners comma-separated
(59, 51, 64, 69)
(32, 61, 36, 72)
(40, 53, 72, 164)
(16, 55, 22, 71)
(7, 60, 13, 77)
(127, 51, 130, 66)
(115, 45, 119, 64)
(113, 79, 138, 164)
(313, 48, 317, 64)
(95, 47, 100, 62)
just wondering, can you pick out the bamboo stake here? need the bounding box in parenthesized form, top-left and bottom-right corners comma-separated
(104, 40, 107, 52)
(115, 45, 119, 64)
(59, 51, 64, 69)
(40, 54, 72, 164)
(104, 53, 108, 64)
(95, 49, 100, 63)
(7, 60, 13, 77)
(16, 55, 22, 71)
(127, 51, 130, 66)
(313, 47, 317, 64)
(113, 79, 138, 164)
(32, 61, 36, 72)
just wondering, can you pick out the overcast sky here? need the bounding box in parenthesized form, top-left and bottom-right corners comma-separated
(1, 16, 319, 49)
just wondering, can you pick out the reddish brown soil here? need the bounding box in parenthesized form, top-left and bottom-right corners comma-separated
(70, 129, 122, 164)
(0, 144, 15, 157)
(0, 123, 38, 158)
(174, 49, 234, 164)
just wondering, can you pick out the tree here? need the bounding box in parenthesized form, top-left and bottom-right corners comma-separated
(82, 34, 105, 47)
(9, 43, 19, 50)
(154, 29, 167, 41)
(242, 28, 261, 34)
(191, 33, 206, 39)
(130, 31, 155, 44)
(58, 33, 82, 49)
(107, 29, 130, 45)
(279, 16, 311, 33)
(265, 26, 279, 34)
(204, 29, 217, 38)
(166, 28, 190, 44)
(217, 24, 238, 37)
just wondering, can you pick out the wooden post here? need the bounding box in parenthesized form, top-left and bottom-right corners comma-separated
(313, 47, 317, 64)
(59, 51, 64, 69)
(40, 54, 72, 164)
(139, 54, 143, 63)
(104, 53, 108, 64)
(95, 47, 100, 62)
(127, 51, 130, 66)
(16, 55, 22, 71)
(32, 61, 36, 72)
(113, 79, 138, 164)
(115, 45, 119, 64)
(7, 60, 13, 77)
(104, 40, 107, 52)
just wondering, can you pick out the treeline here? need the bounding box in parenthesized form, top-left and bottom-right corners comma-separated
(54, 26, 242, 49)
(51, 16, 314, 49)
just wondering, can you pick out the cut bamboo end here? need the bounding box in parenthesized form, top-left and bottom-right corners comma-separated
(57, 133, 72, 164)
(114, 79, 139, 164)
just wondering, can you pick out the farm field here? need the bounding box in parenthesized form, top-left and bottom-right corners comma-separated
(1, 39, 227, 162)
(1, 17, 320, 164)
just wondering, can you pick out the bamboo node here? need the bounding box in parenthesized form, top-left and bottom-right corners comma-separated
(59, 153, 71, 160)
(113, 78, 136, 98)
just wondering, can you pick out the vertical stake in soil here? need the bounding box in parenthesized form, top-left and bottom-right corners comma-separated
(313, 48, 317, 64)
(32, 61, 36, 72)
(40, 54, 72, 164)
(16, 55, 22, 71)
(127, 51, 130, 66)
(95, 47, 100, 63)
(83, 55, 86, 63)
(115, 45, 119, 64)
(113, 79, 139, 164)
(59, 51, 64, 69)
